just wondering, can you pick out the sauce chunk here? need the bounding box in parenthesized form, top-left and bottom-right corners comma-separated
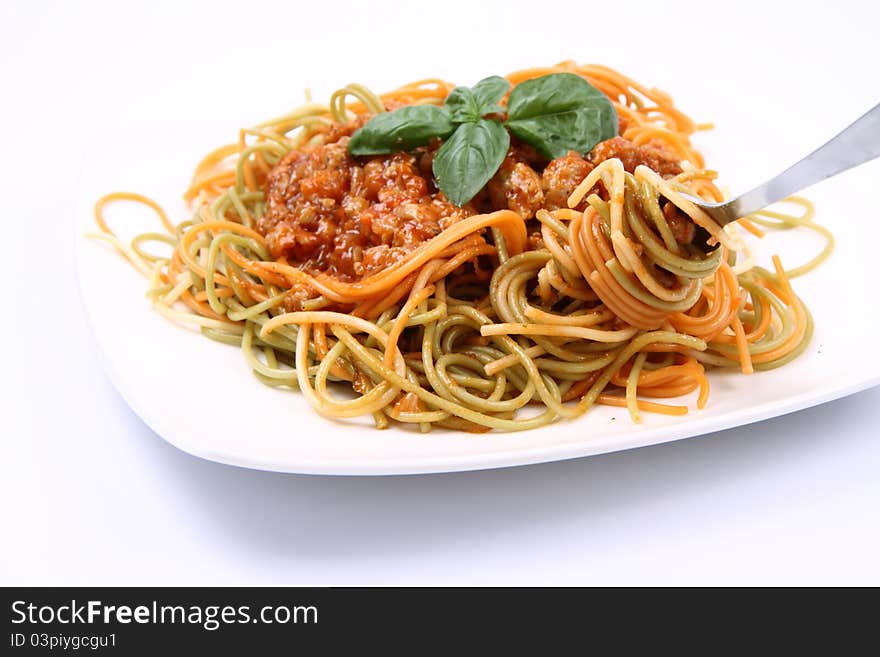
(590, 136, 682, 177)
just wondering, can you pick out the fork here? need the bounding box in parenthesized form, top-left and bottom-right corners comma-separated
(680, 103, 880, 226)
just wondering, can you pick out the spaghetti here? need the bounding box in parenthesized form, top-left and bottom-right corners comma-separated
(91, 62, 832, 432)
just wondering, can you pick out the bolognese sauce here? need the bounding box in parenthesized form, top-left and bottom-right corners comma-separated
(260, 121, 473, 281)
(259, 120, 690, 285)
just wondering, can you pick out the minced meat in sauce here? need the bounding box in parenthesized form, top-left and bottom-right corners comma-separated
(487, 150, 545, 218)
(541, 151, 595, 210)
(259, 118, 689, 284)
(261, 121, 472, 281)
(589, 135, 682, 177)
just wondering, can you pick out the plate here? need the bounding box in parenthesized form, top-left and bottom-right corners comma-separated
(75, 92, 880, 475)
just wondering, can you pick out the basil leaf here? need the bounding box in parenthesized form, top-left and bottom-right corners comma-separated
(432, 119, 510, 206)
(506, 72, 617, 159)
(444, 86, 481, 123)
(470, 76, 510, 115)
(444, 76, 511, 123)
(348, 105, 455, 155)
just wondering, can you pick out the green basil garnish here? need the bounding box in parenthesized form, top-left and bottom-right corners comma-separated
(348, 72, 618, 205)
(348, 105, 455, 155)
(445, 75, 511, 123)
(506, 72, 617, 159)
(432, 119, 510, 207)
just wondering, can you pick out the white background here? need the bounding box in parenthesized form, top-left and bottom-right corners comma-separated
(3, 0, 879, 585)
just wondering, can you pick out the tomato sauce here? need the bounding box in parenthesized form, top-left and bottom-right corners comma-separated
(259, 119, 687, 283)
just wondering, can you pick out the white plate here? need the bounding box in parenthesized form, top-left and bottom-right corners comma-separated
(76, 94, 880, 475)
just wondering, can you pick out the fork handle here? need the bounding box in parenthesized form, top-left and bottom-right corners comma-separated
(726, 102, 880, 220)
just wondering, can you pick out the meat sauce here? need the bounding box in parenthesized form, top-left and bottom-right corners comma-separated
(259, 118, 690, 283)
(590, 136, 682, 178)
(261, 121, 471, 281)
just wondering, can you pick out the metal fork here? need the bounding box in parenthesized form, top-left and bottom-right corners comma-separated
(681, 103, 880, 226)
